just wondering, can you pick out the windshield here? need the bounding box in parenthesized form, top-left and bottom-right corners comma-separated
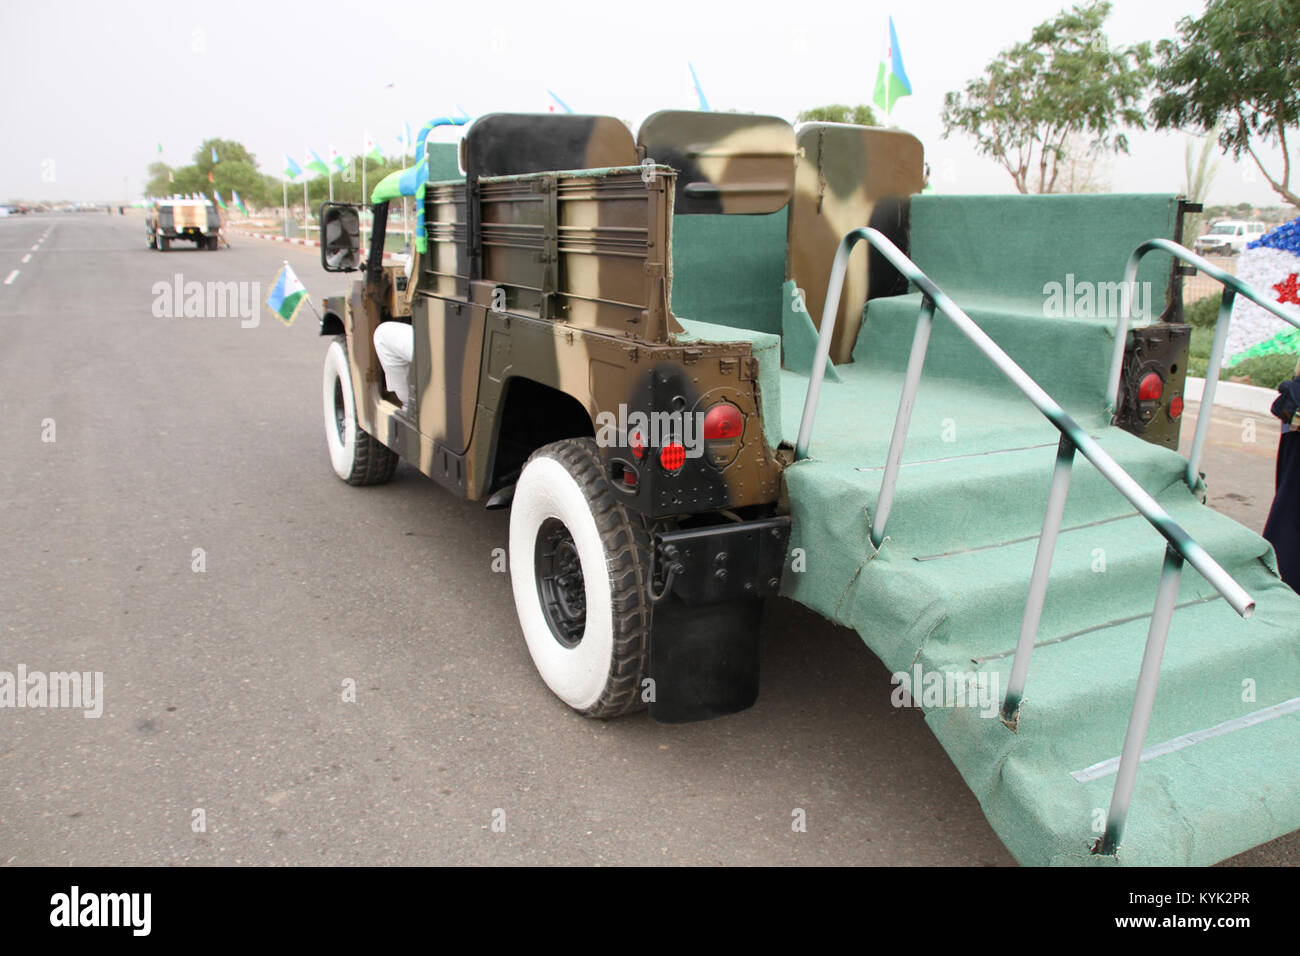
(1207, 224, 1239, 235)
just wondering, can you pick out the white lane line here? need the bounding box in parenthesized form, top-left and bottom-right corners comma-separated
(30, 244, 39, 250)
(1071, 695, 1300, 782)
(21, 253, 31, 263)
(4, 270, 19, 285)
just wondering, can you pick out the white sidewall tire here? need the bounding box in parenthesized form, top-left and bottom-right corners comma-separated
(322, 339, 359, 481)
(510, 455, 615, 713)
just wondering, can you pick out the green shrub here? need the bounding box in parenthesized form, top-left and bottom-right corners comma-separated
(1223, 353, 1299, 390)
(1183, 292, 1223, 329)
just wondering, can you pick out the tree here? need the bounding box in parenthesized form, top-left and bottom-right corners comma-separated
(797, 104, 880, 127)
(941, 1, 1152, 193)
(1149, 0, 1300, 209)
(145, 161, 174, 198)
(1182, 124, 1222, 241)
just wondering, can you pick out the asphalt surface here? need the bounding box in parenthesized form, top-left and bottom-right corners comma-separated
(0, 212, 1294, 866)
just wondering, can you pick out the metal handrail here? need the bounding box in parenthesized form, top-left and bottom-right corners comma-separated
(1106, 237, 1300, 490)
(794, 226, 1255, 856)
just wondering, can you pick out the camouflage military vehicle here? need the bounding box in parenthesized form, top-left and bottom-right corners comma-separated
(147, 197, 221, 250)
(315, 111, 1300, 866)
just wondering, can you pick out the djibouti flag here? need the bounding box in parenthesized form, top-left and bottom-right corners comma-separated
(873, 16, 912, 115)
(266, 261, 308, 326)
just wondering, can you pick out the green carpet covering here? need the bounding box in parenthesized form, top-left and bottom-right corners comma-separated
(670, 210, 788, 336)
(672, 192, 1300, 864)
(774, 322, 1300, 866)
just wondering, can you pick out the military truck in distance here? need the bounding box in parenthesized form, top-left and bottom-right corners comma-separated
(147, 198, 221, 250)
(313, 111, 1300, 867)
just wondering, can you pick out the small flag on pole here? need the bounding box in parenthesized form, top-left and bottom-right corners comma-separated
(157, 143, 163, 154)
(872, 16, 913, 115)
(211, 146, 219, 164)
(688, 62, 710, 111)
(207, 170, 214, 183)
(364, 131, 383, 164)
(266, 261, 309, 326)
(306, 148, 330, 176)
(284, 154, 302, 180)
(231, 189, 248, 217)
(213, 191, 226, 210)
(328, 145, 346, 173)
(546, 89, 573, 114)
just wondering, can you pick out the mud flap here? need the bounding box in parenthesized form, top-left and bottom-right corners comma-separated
(647, 596, 764, 723)
(645, 516, 789, 723)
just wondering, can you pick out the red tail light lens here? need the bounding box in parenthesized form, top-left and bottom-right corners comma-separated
(1169, 395, 1184, 420)
(1138, 373, 1163, 402)
(659, 442, 686, 472)
(703, 402, 743, 440)
(629, 430, 645, 459)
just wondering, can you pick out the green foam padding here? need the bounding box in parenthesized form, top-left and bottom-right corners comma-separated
(780, 280, 840, 382)
(670, 210, 787, 336)
(426, 143, 463, 183)
(674, 317, 783, 452)
(907, 193, 1179, 309)
(778, 325, 1300, 865)
(859, 295, 1118, 415)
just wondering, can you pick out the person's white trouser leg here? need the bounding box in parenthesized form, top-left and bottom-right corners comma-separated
(373, 322, 414, 408)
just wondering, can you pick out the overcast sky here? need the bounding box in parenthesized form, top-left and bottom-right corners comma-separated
(1, 0, 1291, 205)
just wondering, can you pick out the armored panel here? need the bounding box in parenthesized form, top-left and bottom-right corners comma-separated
(636, 110, 795, 215)
(788, 123, 924, 364)
(476, 167, 677, 342)
(423, 182, 470, 298)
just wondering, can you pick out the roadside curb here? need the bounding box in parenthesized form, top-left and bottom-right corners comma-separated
(232, 228, 396, 262)
(1186, 376, 1277, 416)
(233, 229, 319, 248)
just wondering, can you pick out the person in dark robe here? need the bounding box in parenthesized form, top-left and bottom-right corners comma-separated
(1263, 363, 1300, 588)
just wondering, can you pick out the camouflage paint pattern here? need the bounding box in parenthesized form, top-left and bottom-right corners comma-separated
(334, 113, 787, 515)
(788, 123, 924, 365)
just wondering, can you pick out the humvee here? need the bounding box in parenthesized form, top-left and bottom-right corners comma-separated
(148, 197, 221, 250)
(314, 111, 1300, 866)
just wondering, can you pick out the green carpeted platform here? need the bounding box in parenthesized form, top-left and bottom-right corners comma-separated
(772, 301, 1300, 866)
(670, 192, 1300, 865)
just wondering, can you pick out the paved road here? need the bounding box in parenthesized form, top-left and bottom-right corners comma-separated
(0, 213, 1293, 866)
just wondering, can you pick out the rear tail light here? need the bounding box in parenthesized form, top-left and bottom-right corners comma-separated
(659, 442, 686, 472)
(629, 430, 645, 459)
(1169, 395, 1184, 420)
(702, 401, 744, 468)
(1138, 372, 1163, 402)
(703, 403, 743, 440)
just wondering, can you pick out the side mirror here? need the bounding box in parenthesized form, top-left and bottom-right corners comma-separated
(320, 202, 362, 272)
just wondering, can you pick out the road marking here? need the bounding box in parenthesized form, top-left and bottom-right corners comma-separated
(21, 253, 31, 263)
(1071, 695, 1300, 782)
(31, 244, 39, 250)
(4, 270, 18, 285)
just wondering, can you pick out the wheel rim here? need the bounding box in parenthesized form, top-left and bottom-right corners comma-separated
(534, 517, 587, 648)
(333, 377, 347, 444)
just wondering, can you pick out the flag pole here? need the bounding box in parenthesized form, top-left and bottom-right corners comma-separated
(286, 259, 324, 321)
(282, 178, 288, 238)
(361, 139, 368, 260)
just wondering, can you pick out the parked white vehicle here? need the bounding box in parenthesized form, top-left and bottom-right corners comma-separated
(1194, 219, 1267, 256)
